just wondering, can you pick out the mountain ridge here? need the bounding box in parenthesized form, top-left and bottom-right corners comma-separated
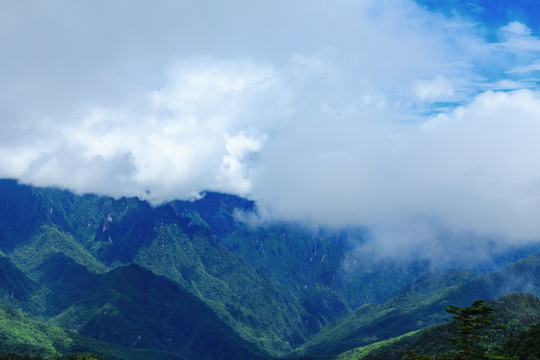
(2, 179, 540, 360)
(294, 252, 540, 358)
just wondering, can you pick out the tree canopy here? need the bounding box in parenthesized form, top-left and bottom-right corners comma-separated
(405, 300, 511, 360)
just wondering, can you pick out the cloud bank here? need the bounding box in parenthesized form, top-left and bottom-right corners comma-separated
(2, 0, 540, 250)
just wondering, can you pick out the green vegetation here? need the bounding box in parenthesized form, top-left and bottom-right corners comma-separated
(0, 253, 57, 321)
(0, 304, 184, 360)
(342, 293, 540, 360)
(9, 224, 108, 278)
(442, 300, 500, 359)
(134, 224, 320, 354)
(404, 300, 511, 360)
(335, 330, 420, 360)
(0, 265, 265, 360)
(499, 323, 540, 359)
(295, 250, 540, 359)
(177, 192, 430, 307)
(0, 181, 318, 355)
(0, 305, 66, 358)
(50, 263, 269, 360)
(2, 180, 540, 360)
(1, 181, 402, 355)
(0, 353, 103, 360)
(293, 270, 479, 358)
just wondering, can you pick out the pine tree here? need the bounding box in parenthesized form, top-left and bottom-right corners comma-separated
(404, 300, 513, 360)
(444, 300, 495, 360)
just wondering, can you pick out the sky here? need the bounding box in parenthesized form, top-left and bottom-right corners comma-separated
(2, 0, 540, 255)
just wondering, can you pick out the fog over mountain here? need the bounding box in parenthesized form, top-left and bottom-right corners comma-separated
(2, 0, 540, 255)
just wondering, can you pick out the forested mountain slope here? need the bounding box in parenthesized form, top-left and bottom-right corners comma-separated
(0, 179, 430, 355)
(0, 253, 269, 359)
(0, 301, 206, 360)
(295, 252, 540, 359)
(350, 292, 540, 360)
(2, 179, 540, 360)
(0, 253, 51, 317)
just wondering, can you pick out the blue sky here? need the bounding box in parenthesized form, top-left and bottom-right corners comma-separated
(419, 0, 540, 33)
(2, 0, 540, 257)
(416, 0, 540, 97)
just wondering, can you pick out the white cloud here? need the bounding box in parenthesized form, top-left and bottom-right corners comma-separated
(411, 75, 454, 101)
(487, 79, 537, 90)
(501, 21, 532, 37)
(498, 21, 540, 51)
(2, 0, 540, 257)
(8, 57, 296, 203)
(507, 60, 540, 73)
(253, 89, 540, 243)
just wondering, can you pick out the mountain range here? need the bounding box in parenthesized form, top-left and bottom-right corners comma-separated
(1, 178, 539, 359)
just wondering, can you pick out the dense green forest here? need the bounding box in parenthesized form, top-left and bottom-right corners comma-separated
(1, 179, 540, 360)
(0, 353, 103, 360)
(339, 293, 540, 360)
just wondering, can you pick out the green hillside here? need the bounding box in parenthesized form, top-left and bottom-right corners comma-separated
(293, 270, 479, 358)
(0, 180, 429, 355)
(2, 179, 540, 360)
(9, 224, 108, 278)
(173, 194, 431, 308)
(0, 180, 319, 354)
(133, 224, 316, 352)
(0, 254, 51, 318)
(0, 255, 270, 360)
(352, 292, 540, 360)
(50, 263, 269, 360)
(0, 304, 187, 360)
(295, 253, 540, 359)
